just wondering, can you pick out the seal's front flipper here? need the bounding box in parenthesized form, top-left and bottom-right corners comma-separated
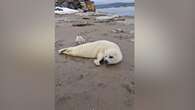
(94, 52, 104, 66)
(94, 60, 101, 66)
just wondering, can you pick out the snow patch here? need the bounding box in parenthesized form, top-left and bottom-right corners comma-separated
(55, 7, 79, 15)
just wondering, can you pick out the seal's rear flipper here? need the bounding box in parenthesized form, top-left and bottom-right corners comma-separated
(58, 48, 67, 54)
(58, 48, 72, 55)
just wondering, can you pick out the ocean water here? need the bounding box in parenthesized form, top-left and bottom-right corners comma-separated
(96, 6, 135, 16)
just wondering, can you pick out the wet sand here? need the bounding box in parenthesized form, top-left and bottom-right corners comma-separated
(55, 13, 135, 110)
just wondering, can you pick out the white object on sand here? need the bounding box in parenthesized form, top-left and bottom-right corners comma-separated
(112, 28, 124, 33)
(75, 35, 86, 44)
(55, 7, 79, 15)
(96, 15, 119, 22)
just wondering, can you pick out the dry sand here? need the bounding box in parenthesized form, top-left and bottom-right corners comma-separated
(55, 13, 135, 110)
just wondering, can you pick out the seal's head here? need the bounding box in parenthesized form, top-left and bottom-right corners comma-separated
(103, 48, 123, 65)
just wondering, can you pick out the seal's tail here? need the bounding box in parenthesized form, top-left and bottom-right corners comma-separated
(58, 48, 72, 55)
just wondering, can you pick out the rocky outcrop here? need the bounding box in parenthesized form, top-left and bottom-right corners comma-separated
(55, 0, 82, 9)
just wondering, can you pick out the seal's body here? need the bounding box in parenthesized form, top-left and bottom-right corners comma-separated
(58, 40, 123, 65)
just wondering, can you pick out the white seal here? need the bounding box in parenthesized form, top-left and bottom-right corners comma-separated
(58, 40, 123, 66)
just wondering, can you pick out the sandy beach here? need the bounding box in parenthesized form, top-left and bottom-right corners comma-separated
(55, 12, 135, 110)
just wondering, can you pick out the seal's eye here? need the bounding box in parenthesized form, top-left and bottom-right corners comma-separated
(109, 56, 114, 59)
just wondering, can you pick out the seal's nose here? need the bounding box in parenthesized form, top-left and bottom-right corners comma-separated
(104, 60, 109, 64)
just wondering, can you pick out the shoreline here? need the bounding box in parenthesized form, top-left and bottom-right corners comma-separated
(96, 6, 135, 17)
(55, 11, 135, 110)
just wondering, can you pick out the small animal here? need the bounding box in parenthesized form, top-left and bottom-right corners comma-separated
(58, 40, 123, 66)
